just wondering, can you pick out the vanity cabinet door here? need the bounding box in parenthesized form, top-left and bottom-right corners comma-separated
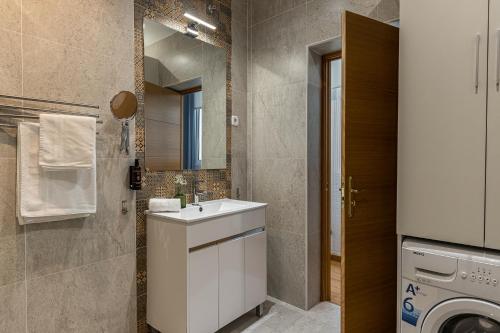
(218, 238, 245, 328)
(244, 231, 267, 312)
(188, 245, 219, 333)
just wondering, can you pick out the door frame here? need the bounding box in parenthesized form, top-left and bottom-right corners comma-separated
(320, 51, 342, 302)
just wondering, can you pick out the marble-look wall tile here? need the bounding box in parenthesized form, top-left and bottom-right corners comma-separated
(251, 5, 307, 93)
(231, 90, 247, 159)
(22, 34, 133, 112)
(252, 82, 307, 159)
(22, 0, 134, 60)
(231, 0, 248, 201)
(0, 0, 137, 331)
(231, 157, 247, 199)
(252, 158, 306, 234)
(267, 227, 306, 308)
(232, 0, 247, 25)
(306, 81, 321, 239)
(0, 281, 26, 333)
(0, 28, 22, 97)
(231, 21, 248, 93)
(0, 0, 21, 33)
(27, 253, 136, 333)
(250, 0, 305, 26)
(0, 158, 24, 287)
(22, 34, 135, 160)
(0, 130, 17, 159)
(307, 231, 321, 309)
(376, 0, 399, 22)
(25, 158, 136, 279)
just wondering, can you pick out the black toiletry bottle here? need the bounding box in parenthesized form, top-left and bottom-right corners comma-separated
(129, 159, 142, 190)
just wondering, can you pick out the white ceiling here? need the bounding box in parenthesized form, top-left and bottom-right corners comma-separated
(143, 19, 177, 47)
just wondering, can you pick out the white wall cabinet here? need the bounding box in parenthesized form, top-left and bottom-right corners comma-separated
(147, 205, 267, 333)
(486, 0, 500, 250)
(398, 0, 500, 248)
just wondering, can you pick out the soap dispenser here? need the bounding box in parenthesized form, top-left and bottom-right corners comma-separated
(129, 159, 142, 190)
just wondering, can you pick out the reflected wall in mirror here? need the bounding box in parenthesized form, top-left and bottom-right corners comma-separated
(143, 18, 227, 171)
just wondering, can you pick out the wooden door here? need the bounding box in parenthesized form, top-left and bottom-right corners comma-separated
(486, 0, 500, 250)
(398, 0, 488, 247)
(341, 11, 398, 333)
(144, 82, 183, 171)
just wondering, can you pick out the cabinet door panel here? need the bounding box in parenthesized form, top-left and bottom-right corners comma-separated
(486, 0, 500, 250)
(189, 246, 219, 333)
(219, 238, 245, 328)
(398, 0, 488, 246)
(244, 231, 267, 312)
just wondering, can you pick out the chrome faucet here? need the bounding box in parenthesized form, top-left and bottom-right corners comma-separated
(192, 178, 206, 206)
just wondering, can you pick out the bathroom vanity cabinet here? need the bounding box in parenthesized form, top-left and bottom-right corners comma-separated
(146, 199, 267, 333)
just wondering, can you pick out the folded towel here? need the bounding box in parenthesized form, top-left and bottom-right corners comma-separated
(39, 113, 96, 169)
(149, 198, 181, 212)
(17, 122, 96, 225)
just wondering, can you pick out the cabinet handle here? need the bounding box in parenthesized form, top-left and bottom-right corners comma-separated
(475, 34, 481, 94)
(496, 30, 500, 92)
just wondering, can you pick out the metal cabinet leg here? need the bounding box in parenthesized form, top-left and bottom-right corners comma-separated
(256, 303, 264, 317)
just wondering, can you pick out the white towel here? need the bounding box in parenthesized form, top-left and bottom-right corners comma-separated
(39, 114, 96, 169)
(17, 122, 96, 225)
(149, 198, 181, 212)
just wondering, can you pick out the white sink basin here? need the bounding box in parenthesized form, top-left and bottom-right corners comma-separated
(146, 198, 267, 223)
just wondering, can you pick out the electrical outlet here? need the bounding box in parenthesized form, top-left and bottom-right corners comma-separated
(231, 115, 239, 127)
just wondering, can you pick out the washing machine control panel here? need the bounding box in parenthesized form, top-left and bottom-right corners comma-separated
(457, 260, 500, 300)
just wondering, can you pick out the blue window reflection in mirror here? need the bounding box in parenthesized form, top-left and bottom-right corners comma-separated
(183, 91, 203, 169)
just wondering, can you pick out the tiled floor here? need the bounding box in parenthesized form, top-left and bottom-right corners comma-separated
(217, 298, 341, 333)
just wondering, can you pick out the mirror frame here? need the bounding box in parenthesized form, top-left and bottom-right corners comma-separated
(134, 6, 231, 173)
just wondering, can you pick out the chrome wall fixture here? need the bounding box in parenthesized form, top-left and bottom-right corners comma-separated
(0, 94, 102, 132)
(185, 22, 199, 38)
(184, 13, 217, 30)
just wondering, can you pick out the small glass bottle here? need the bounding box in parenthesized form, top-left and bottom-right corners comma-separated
(174, 184, 186, 208)
(129, 159, 141, 190)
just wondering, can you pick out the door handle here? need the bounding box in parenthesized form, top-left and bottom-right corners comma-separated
(347, 176, 362, 218)
(474, 33, 481, 94)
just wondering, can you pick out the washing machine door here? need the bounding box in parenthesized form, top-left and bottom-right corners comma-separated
(421, 298, 500, 333)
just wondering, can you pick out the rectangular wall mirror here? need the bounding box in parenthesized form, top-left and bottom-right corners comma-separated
(143, 18, 227, 171)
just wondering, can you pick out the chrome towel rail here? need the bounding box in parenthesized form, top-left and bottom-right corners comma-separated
(0, 94, 102, 131)
(0, 114, 103, 124)
(0, 104, 100, 119)
(0, 94, 99, 109)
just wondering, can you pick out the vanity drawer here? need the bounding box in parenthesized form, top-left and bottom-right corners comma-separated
(186, 208, 265, 248)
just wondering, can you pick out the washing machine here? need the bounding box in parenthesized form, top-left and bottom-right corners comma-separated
(401, 238, 500, 332)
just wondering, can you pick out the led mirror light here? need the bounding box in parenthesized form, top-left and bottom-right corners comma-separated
(184, 13, 216, 30)
(186, 26, 199, 37)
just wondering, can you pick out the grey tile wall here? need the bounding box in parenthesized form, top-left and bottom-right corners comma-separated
(248, 0, 399, 309)
(0, 0, 137, 332)
(232, 0, 248, 200)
